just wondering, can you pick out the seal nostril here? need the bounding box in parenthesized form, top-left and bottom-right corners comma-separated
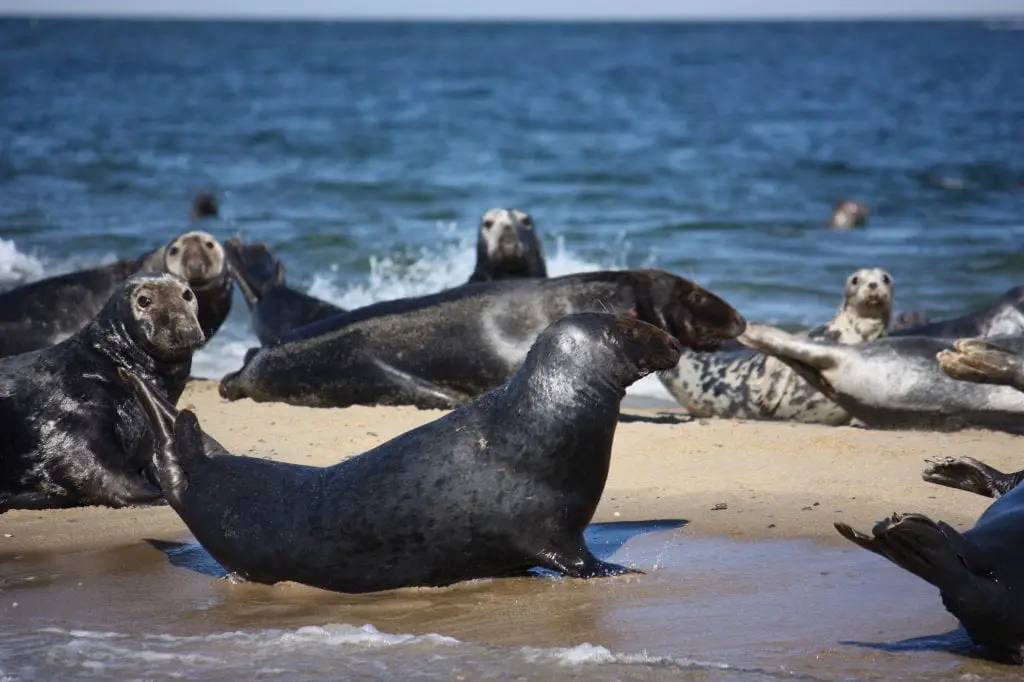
(182, 289, 194, 303)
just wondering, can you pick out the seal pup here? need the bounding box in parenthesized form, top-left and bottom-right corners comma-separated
(123, 313, 682, 593)
(835, 457, 1024, 663)
(189, 190, 219, 220)
(0, 273, 205, 513)
(467, 208, 547, 283)
(827, 198, 869, 229)
(658, 268, 893, 425)
(219, 270, 746, 409)
(737, 323, 1024, 431)
(0, 231, 232, 358)
(890, 285, 1024, 339)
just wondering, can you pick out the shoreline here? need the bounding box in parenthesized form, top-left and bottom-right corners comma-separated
(1, 379, 1013, 558)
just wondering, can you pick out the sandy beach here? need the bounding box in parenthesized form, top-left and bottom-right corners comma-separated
(2, 379, 1017, 555)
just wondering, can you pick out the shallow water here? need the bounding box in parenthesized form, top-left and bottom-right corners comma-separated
(1, 522, 1017, 681)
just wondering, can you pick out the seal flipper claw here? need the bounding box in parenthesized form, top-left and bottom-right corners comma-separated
(922, 456, 1023, 499)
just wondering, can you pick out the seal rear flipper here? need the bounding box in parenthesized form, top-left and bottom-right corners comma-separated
(922, 456, 1024, 499)
(223, 238, 285, 308)
(370, 359, 470, 409)
(937, 338, 1024, 392)
(534, 543, 643, 579)
(737, 323, 839, 370)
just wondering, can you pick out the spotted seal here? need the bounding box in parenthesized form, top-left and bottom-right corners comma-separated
(0, 273, 205, 513)
(219, 269, 745, 409)
(658, 268, 893, 425)
(0, 231, 232, 359)
(123, 312, 682, 592)
(467, 208, 547, 282)
(737, 322, 1024, 431)
(828, 198, 869, 229)
(836, 455, 1024, 663)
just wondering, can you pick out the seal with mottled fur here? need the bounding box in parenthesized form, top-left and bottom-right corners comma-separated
(658, 268, 893, 425)
(0, 273, 205, 513)
(0, 231, 232, 358)
(890, 284, 1024, 339)
(124, 312, 682, 593)
(827, 198, 869, 229)
(467, 208, 547, 282)
(737, 322, 1024, 431)
(219, 269, 745, 409)
(836, 455, 1024, 664)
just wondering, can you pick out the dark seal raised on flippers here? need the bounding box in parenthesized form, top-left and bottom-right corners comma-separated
(836, 456, 1024, 664)
(0, 230, 232, 358)
(890, 285, 1024, 339)
(219, 269, 745, 409)
(0, 273, 205, 514)
(124, 313, 683, 593)
(737, 323, 1024, 432)
(467, 208, 547, 283)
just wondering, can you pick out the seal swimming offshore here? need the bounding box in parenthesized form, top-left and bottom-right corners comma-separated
(737, 322, 1024, 431)
(827, 198, 869, 229)
(658, 268, 893, 425)
(219, 269, 746, 409)
(0, 230, 233, 358)
(0, 273, 205, 513)
(123, 313, 684, 593)
(835, 455, 1024, 663)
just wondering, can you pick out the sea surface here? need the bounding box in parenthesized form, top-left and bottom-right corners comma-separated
(1, 17, 1023, 679)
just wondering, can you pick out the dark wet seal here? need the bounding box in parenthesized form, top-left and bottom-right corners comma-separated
(890, 284, 1024, 340)
(836, 454, 1024, 665)
(737, 322, 1024, 432)
(0, 273, 204, 514)
(190, 190, 219, 220)
(121, 312, 684, 593)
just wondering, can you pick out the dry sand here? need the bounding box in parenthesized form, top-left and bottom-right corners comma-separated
(1, 379, 1018, 555)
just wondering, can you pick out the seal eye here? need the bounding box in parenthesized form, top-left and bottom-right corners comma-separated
(169, 246, 180, 256)
(483, 220, 494, 229)
(851, 276, 860, 286)
(183, 289, 194, 303)
(137, 295, 152, 309)
(205, 241, 215, 250)
(882, 274, 892, 286)
(520, 217, 533, 229)
(689, 292, 708, 306)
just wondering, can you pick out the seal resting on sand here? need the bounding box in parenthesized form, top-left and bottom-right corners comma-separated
(0, 273, 205, 513)
(890, 285, 1024, 339)
(123, 313, 682, 593)
(836, 455, 1024, 664)
(737, 323, 1024, 431)
(0, 231, 232, 358)
(659, 268, 893, 425)
(219, 270, 746, 409)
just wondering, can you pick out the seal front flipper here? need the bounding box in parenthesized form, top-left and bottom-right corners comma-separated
(737, 323, 839, 370)
(922, 456, 1024, 499)
(937, 338, 1024, 392)
(370, 358, 469, 409)
(223, 238, 284, 308)
(535, 541, 643, 579)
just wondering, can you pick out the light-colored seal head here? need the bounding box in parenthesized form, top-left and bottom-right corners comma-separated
(825, 268, 894, 342)
(162, 231, 228, 291)
(828, 199, 869, 229)
(471, 207, 547, 280)
(100, 273, 206, 363)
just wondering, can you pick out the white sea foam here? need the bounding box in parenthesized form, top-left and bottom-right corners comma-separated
(0, 238, 45, 286)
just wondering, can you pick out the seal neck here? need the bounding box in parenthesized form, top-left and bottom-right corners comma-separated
(80, 315, 191, 402)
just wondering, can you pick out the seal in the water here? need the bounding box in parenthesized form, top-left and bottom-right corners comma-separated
(827, 198, 869, 229)
(123, 312, 683, 592)
(0, 273, 205, 513)
(0, 231, 232, 359)
(737, 322, 1024, 431)
(190, 190, 219, 220)
(219, 269, 746, 409)
(835, 456, 1024, 663)
(890, 284, 1024, 339)
(467, 208, 547, 283)
(659, 268, 893, 425)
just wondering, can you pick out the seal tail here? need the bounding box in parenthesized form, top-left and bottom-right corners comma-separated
(224, 237, 285, 308)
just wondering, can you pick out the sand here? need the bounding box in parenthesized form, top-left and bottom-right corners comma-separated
(1, 379, 1018, 556)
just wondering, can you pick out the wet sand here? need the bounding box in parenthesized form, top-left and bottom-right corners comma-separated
(2, 380, 1023, 680)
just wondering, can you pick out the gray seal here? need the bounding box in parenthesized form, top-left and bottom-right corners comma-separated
(889, 309, 931, 332)
(0, 273, 205, 513)
(0, 230, 232, 359)
(937, 337, 1024, 392)
(737, 322, 1024, 431)
(836, 455, 1024, 664)
(890, 284, 1024, 339)
(123, 313, 683, 593)
(827, 198, 869, 229)
(466, 208, 547, 283)
(219, 269, 746, 409)
(658, 268, 893, 425)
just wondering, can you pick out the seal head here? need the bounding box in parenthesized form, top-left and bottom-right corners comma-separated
(468, 208, 548, 282)
(162, 231, 227, 292)
(828, 198, 869, 229)
(190, 191, 219, 220)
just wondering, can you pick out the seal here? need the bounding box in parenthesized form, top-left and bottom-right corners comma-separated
(889, 309, 931, 332)
(122, 312, 683, 593)
(835, 455, 1024, 664)
(467, 208, 547, 283)
(827, 198, 869, 229)
(189, 190, 219, 220)
(658, 268, 893, 425)
(0, 231, 232, 359)
(0, 273, 205, 513)
(937, 337, 1024, 392)
(219, 269, 746, 409)
(737, 322, 1024, 431)
(889, 284, 1024, 339)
